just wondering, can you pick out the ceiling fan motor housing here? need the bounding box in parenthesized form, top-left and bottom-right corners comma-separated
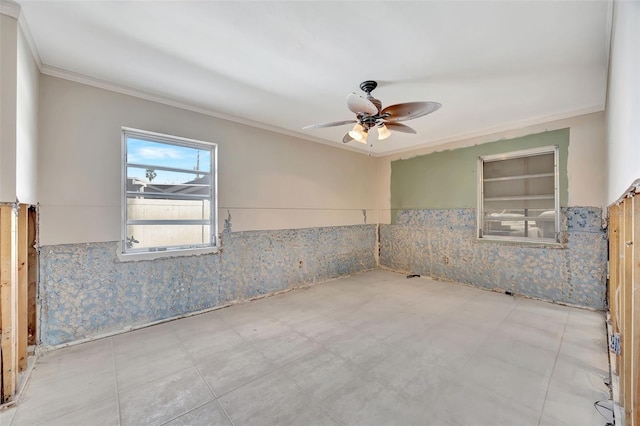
(303, 79, 440, 141)
(357, 113, 381, 130)
(359, 80, 378, 94)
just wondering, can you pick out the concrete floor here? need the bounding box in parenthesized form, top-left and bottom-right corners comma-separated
(0, 270, 611, 426)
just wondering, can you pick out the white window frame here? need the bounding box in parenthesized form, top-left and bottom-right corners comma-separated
(477, 145, 560, 244)
(120, 127, 218, 261)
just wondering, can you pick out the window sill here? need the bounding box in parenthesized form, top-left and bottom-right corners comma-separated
(476, 236, 564, 249)
(116, 246, 219, 262)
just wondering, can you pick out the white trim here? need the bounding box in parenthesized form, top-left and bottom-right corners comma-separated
(0, 0, 20, 19)
(121, 127, 218, 257)
(122, 126, 217, 149)
(39, 64, 606, 159)
(16, 7, 42, 70)
(41, 65, 369, 156)
(116, 245, 219, 262)
(477, 145, 560, 244)
(1, 0, 43, 70)
(476, 156, 484, 238)
(480, 145, 559, 162)
(603, 0, 614, 108)
(554, 145, 560, 237)
(377, 105, 604, 158)
(610, 178, 640, 206)
(478, 235, 561, 246)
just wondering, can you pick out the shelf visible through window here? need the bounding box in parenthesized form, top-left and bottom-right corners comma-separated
(477, 146, 559, 243)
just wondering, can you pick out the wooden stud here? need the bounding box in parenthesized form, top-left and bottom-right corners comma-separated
(610, 204, 620, 336)
(0, 205, 17, 403)
(633, 195, 640, 426)
(17, 205, 28, 372)
(623, 197, 633, 424)
(618, 201, 627, 404)
(27, 207, 37, 346)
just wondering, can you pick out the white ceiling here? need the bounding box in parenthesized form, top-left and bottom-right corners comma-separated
(17, 0, 611, 155)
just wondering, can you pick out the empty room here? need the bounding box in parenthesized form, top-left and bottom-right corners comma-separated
(0, 0, 638, 425)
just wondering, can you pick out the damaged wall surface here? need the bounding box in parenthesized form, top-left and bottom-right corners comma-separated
(35, 75, 379, 348)
(39, 225, 376, 346)
(389, 129, 570, 221)
(380, 128, 607, 309)
(380, 208, 606, 309)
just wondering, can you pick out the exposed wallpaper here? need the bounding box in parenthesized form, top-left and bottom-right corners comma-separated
(39, 225, 377, 346)
(37, 127, 607, 347)
(380, 207, 606, 309)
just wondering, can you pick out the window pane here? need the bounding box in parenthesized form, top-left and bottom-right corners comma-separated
(484, 153, 553, 179)
(123, 129, 217, 254)
(484, 198, 555, 210)
(480, 149, 557, 241)
(126, 224, 211, 250)
(127, 138, 211, 173)
(484, 176, 554, 198)
(127, 167, 210, 196)
(127, 199, 210, 221)
(483, 209, 556, 239)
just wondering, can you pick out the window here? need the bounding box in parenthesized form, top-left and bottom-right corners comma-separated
(121, 128, 217, 256)
(477, 146, 559, 243)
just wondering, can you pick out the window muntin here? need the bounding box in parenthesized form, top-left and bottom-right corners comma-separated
(478, 146, 559, 243)
(122, 128, 217, 255)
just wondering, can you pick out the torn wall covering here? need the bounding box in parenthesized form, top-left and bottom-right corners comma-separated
(380, 207, 607, 309)
(39, 225, 376, 346)
(382, 128, 606, 309)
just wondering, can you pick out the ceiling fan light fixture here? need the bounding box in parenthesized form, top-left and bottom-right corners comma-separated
(377, 123, 391, 140)
(357, 129, 368, 144)
(349, 123, 366, 141)
(303, 80, 440, 146)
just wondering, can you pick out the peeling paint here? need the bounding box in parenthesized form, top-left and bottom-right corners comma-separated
(39, 225, 377, 346)
(380, 207, 606, 309)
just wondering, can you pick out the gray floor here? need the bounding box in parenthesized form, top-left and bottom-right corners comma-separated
(0, 270, 611, 426)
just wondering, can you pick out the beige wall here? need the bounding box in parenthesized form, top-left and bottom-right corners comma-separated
(0, 13, 18, 202)
(377, 112, 607, 223)
(16, 20, 39, 204)
(38, 76, 378, 246)
(606, 0, 640, 204)
(0, 12, 38, 204)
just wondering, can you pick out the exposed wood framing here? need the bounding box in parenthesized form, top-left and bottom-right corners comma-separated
(623, 199, 632, 422)
(634, 196, 640, 426)
(608, 184, 640, 426)
(610, 203, 620, 375)
(17, 205, 28, 371)
(0, 205, 17, 403)
(27, 207, 37, 346)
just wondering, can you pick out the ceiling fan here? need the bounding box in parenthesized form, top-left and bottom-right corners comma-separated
(303, 80, 441, 144)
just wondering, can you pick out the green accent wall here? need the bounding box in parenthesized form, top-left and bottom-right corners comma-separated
(390, 129, 569, 221)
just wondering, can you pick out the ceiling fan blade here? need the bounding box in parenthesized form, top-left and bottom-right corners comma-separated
(384, 122, 417, 134)
(347, 93, 378, 115)
(381, 101, 441, 122)
(303, 120, 357, 129)
(342, 133, 354, 143)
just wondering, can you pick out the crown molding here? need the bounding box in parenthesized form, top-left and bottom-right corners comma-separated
(377, 104, 605, 158)
(17, 11, 42, 70)
(0, 0, 19, 18)
(41, 64, 372, 156)
(36, 64, 608, 159)
(1, 0, 43, 70)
